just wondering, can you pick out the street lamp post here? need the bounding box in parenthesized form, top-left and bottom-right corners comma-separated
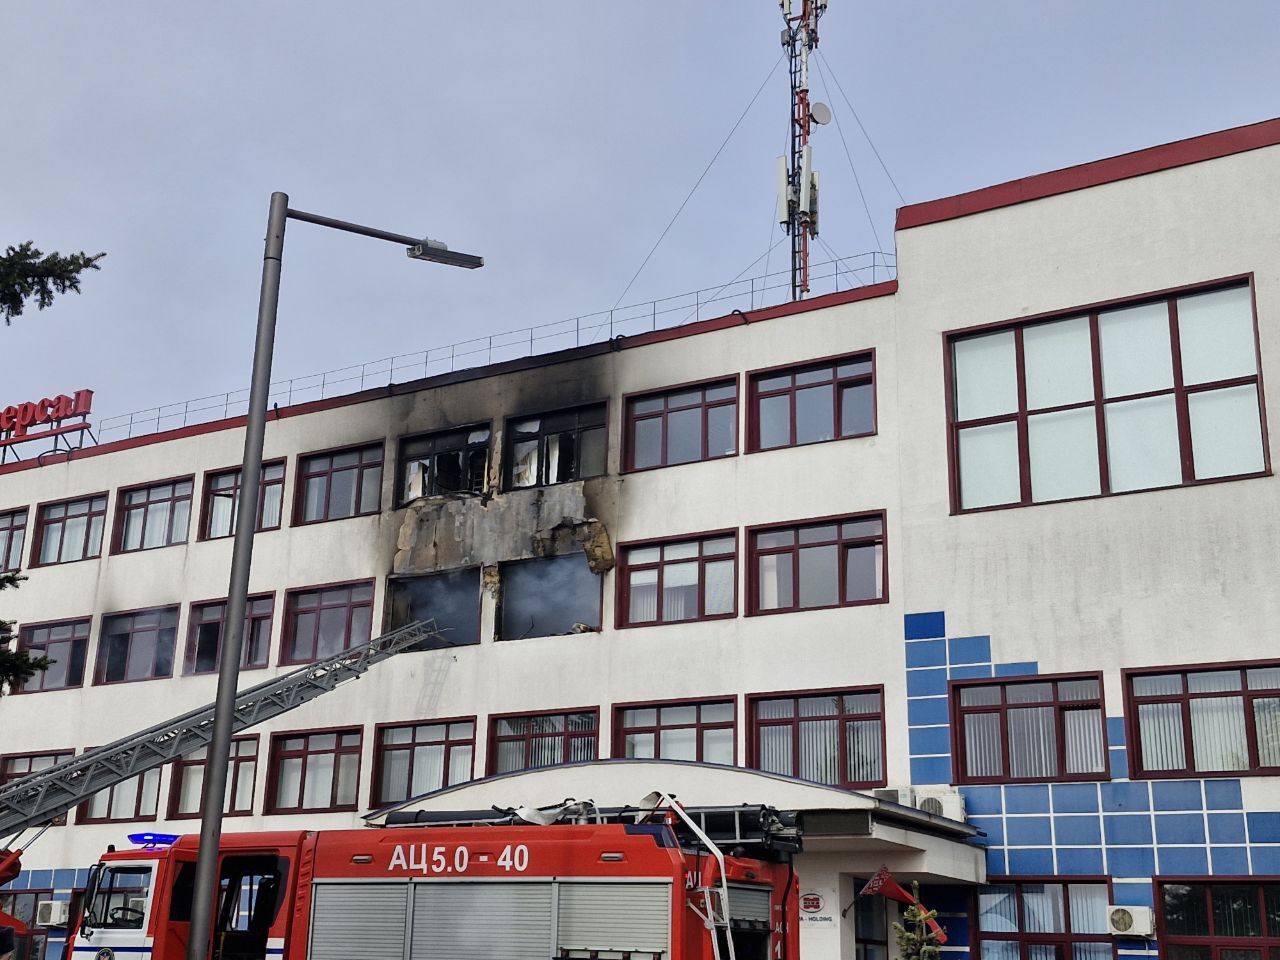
(186, 192, 482, 960)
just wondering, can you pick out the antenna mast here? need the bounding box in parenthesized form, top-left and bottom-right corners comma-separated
(777, 0, 828, 300)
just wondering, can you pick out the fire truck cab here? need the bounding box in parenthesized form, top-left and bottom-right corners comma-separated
(71, 819, 798, 960)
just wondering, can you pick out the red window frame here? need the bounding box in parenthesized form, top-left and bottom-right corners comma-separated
(199, 460, 286, 540)
(30, 493, 108, 567)
(0, 507, 27, 573)
(946, 276, 1269, 515)
(265, 727, 363, 814)
(746, 512, 887, 615)
(487, 708, 599, 775)
(370, 717, 477, 808)
(16, 618, 91, 693)
(294, 442, 384, 525)
(616, 530, 737, 628)
(77, 747, 161, 824)
(950, 672, 1110, 786)
(622, 376, 739, 472)
(184, 595, 275, 675)
(1124, 659, 1280, 780)
(94, 606, 180, 686)
(1157, 877, 1280, 956)
(747, 686, 886, 789)
(976, 877, 1116, 959)
(746, 351, 876, 452)
(167, 735, 258, 819)
(612, 697, 737, 764)
(1, 750, 73, 825)
(281, 580, 374, 665)
(112, 476, 194, 553)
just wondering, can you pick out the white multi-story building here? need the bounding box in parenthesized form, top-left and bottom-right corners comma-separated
(4, 115, 1280, 960)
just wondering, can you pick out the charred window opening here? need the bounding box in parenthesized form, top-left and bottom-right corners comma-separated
(499, 554, 601, 640)
(505, 404, 607, 489)
(387, 569, 482, 649)
(398, 427, 490, 503)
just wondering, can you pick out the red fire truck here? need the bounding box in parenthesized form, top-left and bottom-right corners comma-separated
(68, 801, 798, 960)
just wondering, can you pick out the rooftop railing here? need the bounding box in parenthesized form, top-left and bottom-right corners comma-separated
(95, 251, 895, 444)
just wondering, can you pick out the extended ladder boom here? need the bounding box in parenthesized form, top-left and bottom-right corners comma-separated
(0, 619, 443, 837)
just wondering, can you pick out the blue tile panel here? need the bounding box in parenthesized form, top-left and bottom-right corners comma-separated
(898, 609, 1280, 955)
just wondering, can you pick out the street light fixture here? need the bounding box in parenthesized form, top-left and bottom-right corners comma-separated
(186, 192, 483, 960)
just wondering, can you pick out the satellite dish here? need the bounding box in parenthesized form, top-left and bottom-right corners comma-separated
(811, 102, 833, 125)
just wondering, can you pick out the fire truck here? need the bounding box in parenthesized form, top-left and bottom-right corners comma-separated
(69, 798, 799, 960)
(0, 622, 802, 960)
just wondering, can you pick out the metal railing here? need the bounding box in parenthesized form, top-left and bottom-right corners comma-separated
(95, 251, 895, 444)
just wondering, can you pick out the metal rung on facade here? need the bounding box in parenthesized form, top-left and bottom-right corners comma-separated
(0, 619, 444, 837)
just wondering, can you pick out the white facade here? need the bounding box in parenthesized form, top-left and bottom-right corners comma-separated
(5, 116, 1280, 959)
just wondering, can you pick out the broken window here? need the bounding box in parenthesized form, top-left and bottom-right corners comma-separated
(398, 427, 490, 503)
(387, 569, 482, 649)
(499, 554, 601, 640)
(505, 403, 607, 489)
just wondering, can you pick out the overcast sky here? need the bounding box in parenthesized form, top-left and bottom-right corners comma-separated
(5, 2, 1279, 430)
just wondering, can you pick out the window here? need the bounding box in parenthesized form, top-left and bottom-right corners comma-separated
(500, 554, 601, 640)
(489, 710, 598, 774)
(1160, 880, 1280, 958)
(749, 514, 885, 614)
(115, 478, 193, 552)
(625, 379, 737, 470)
(373, 719, 475, 806)
(83, 864, 152, 929)
(750, 688, 884, 788)
(1127, 662, 1280, 778)
(614, 700, 735, 764)
(267, 728, 362, 813)
(851, 891, 889, 960)
(749, 354, 874, 451)
(18, 619, 90, 692)
(185, 596, 275, 674)
(201, 462, 285, 539)
(0, 508, 26, 572)
(949, 282, 1266, 511)
(977, 880, 1113, 960)
(398, 427, 490, 503)
(505, 404, 606, 488)
(952, 675, 1108, 784)
(386, 570, 481, 649)
(80, 750, 161, 823)
(95, 607, 179, 684)
(2, 751, 72, 825)
(296, 443, 383, 523)
(33, 494, 107, 565)
(169, 736, 258, 818)
(1, 890, 52, 960)
(619, 534, 736, 626)
(283, 582, 374, 664)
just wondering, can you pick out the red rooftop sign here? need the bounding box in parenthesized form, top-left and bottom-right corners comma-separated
(0, 389, 94, 448)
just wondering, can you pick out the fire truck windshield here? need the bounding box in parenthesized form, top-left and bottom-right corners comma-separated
(83, 864, 152, 930)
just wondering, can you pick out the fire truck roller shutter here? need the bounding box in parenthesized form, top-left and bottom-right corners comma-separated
(727, 886, 772, 924)
(309, 884, 409, 960)
(556, 883, 671, 955)
(411, 882, 553, 960)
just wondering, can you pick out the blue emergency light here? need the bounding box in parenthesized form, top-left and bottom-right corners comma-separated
(128, 832, 179, 847)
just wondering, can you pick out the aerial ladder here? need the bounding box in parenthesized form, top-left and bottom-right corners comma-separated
(0, 618, 445, 929)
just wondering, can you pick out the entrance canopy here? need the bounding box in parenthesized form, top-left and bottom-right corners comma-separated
(364, 759, 985, 885)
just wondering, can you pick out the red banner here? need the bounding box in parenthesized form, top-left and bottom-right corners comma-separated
(858, 864, 947, 944)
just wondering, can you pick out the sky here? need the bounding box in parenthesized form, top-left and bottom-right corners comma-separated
(5, 2, 1280, 429)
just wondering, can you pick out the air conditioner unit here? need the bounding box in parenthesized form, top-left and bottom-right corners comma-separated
(128, 897, 148, 915)
(35, 900, 69, 927)
(872, 787, 913, 806)
(913, 786, 966, 822)
(1107, 905, 1153, 938)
